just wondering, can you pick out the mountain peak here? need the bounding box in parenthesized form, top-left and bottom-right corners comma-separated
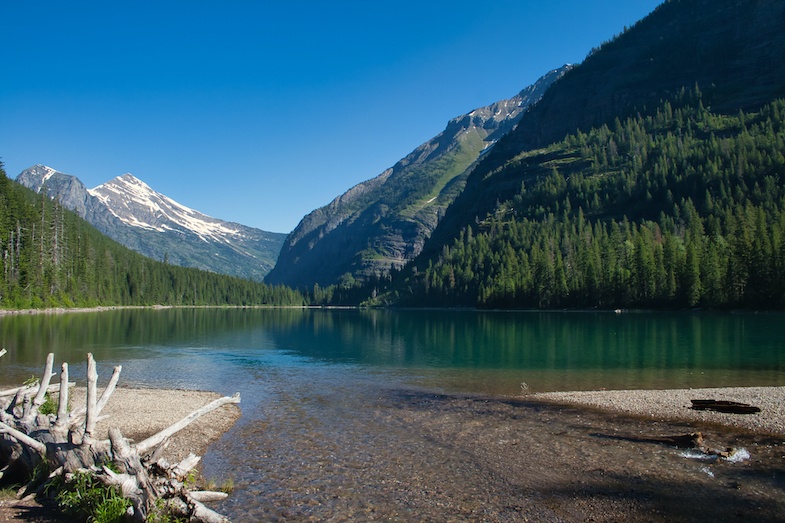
(88, 174, 234, 241)
(16, 164, 61, 192)
(97, 172, 159, 197)
(117, 172, 143, 183)
(16, 165, 286, 280)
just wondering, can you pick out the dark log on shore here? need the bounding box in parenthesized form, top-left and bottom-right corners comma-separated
(691, 399, 761, 414)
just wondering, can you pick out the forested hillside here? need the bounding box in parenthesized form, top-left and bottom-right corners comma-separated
(378, 93, 785, 309)
(0, 165, 304, 309)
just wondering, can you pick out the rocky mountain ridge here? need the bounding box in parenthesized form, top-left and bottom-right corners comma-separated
(265, 65, 570, 289)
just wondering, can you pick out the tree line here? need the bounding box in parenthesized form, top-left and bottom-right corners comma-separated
(0, 166, 305, 309)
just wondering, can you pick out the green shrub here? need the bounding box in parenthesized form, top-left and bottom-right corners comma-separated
(21, 376, 59, 416)
(55, 471, 131, 523)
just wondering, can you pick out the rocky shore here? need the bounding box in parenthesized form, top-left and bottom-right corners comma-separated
(533, 386, 785, 436)
(69, 386, 242, 462)
(2, 384, 784, 522)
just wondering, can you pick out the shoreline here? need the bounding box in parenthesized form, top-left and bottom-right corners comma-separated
(0, 306, 170, 317)
(69, 386, 242, 463)
(0, 305, 306, 317)
(209, 381, 785, 521)
(532, 385, 785, 437)
(0, 386, 242, 523)
(5, 305, 785, 318)
(0, 304, 361, 318)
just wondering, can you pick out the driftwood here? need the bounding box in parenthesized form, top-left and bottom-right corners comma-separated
(0, 351, 240, 522)
(691, 399, 761, 414)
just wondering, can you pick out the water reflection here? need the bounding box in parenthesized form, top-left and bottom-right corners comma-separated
(0, 308, 783, 393)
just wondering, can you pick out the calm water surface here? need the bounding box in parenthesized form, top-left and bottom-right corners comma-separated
(1, 308, 783, 520)
(1, 308, 783, 393)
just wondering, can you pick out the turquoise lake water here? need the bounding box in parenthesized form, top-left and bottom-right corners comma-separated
(1, 308, 783, 395)
(2, 308, 784, 520)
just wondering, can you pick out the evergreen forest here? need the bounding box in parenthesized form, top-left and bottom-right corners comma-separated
(0, 165, 305, 309)
(373, 91, 785, 310)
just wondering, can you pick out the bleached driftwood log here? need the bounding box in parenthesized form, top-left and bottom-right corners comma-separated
(0, 351, 240, 522)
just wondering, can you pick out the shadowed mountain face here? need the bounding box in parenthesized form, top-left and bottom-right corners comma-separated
(481, 0, 785, 170)
(16, 165, 286, 280)
(265, 66, 570, 289)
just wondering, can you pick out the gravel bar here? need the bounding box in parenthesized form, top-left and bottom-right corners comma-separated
(533, 386, 785, 436)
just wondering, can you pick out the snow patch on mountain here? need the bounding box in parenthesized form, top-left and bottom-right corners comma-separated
(17, 164, 60, 192)
(88, 174, 242, 243)
(39, 165, 58, 186)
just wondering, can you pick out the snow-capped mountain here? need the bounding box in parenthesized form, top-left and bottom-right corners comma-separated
(16, 165, 285, 280)
(89, 174, 245, 243)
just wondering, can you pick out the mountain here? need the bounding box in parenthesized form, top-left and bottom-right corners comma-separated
(0, 164, 304, 309)
(16, 165, 286, 280)
(378, 0, 785, 310)
(265, 66, 570, 289)
(473, 0, 785, 178)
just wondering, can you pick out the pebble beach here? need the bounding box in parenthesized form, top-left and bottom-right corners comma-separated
(67, 386, 242, 463)
(533, 385, 785, 436)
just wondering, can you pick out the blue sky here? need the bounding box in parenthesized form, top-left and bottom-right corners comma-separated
(2, 1, 662, 234)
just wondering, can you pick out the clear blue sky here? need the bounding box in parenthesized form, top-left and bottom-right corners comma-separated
(1, 0, 663, 234)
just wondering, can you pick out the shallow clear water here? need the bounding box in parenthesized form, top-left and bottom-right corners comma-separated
(1, 308, 784, 521)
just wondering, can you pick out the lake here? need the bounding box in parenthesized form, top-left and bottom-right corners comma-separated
(1, 308, 784, 520)
(1, 308, 783, 394)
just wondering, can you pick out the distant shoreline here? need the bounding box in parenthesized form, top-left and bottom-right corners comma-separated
(0, 305, 161, 317)
(0, 304, 327, 317)
(5, 305, 784, 318)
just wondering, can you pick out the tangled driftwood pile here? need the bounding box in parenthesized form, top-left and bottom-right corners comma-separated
(0, 350, 239, 522)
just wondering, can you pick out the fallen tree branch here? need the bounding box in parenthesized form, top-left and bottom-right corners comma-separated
(0, 382, 73, 399)
(54, 363, 69, 432)
(189, 490, 229, 503)
(0, 352, 241, 523)
(136, 393, 241, 455)
(31, 353, 55, 409)
(0, 421, 47, 455)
